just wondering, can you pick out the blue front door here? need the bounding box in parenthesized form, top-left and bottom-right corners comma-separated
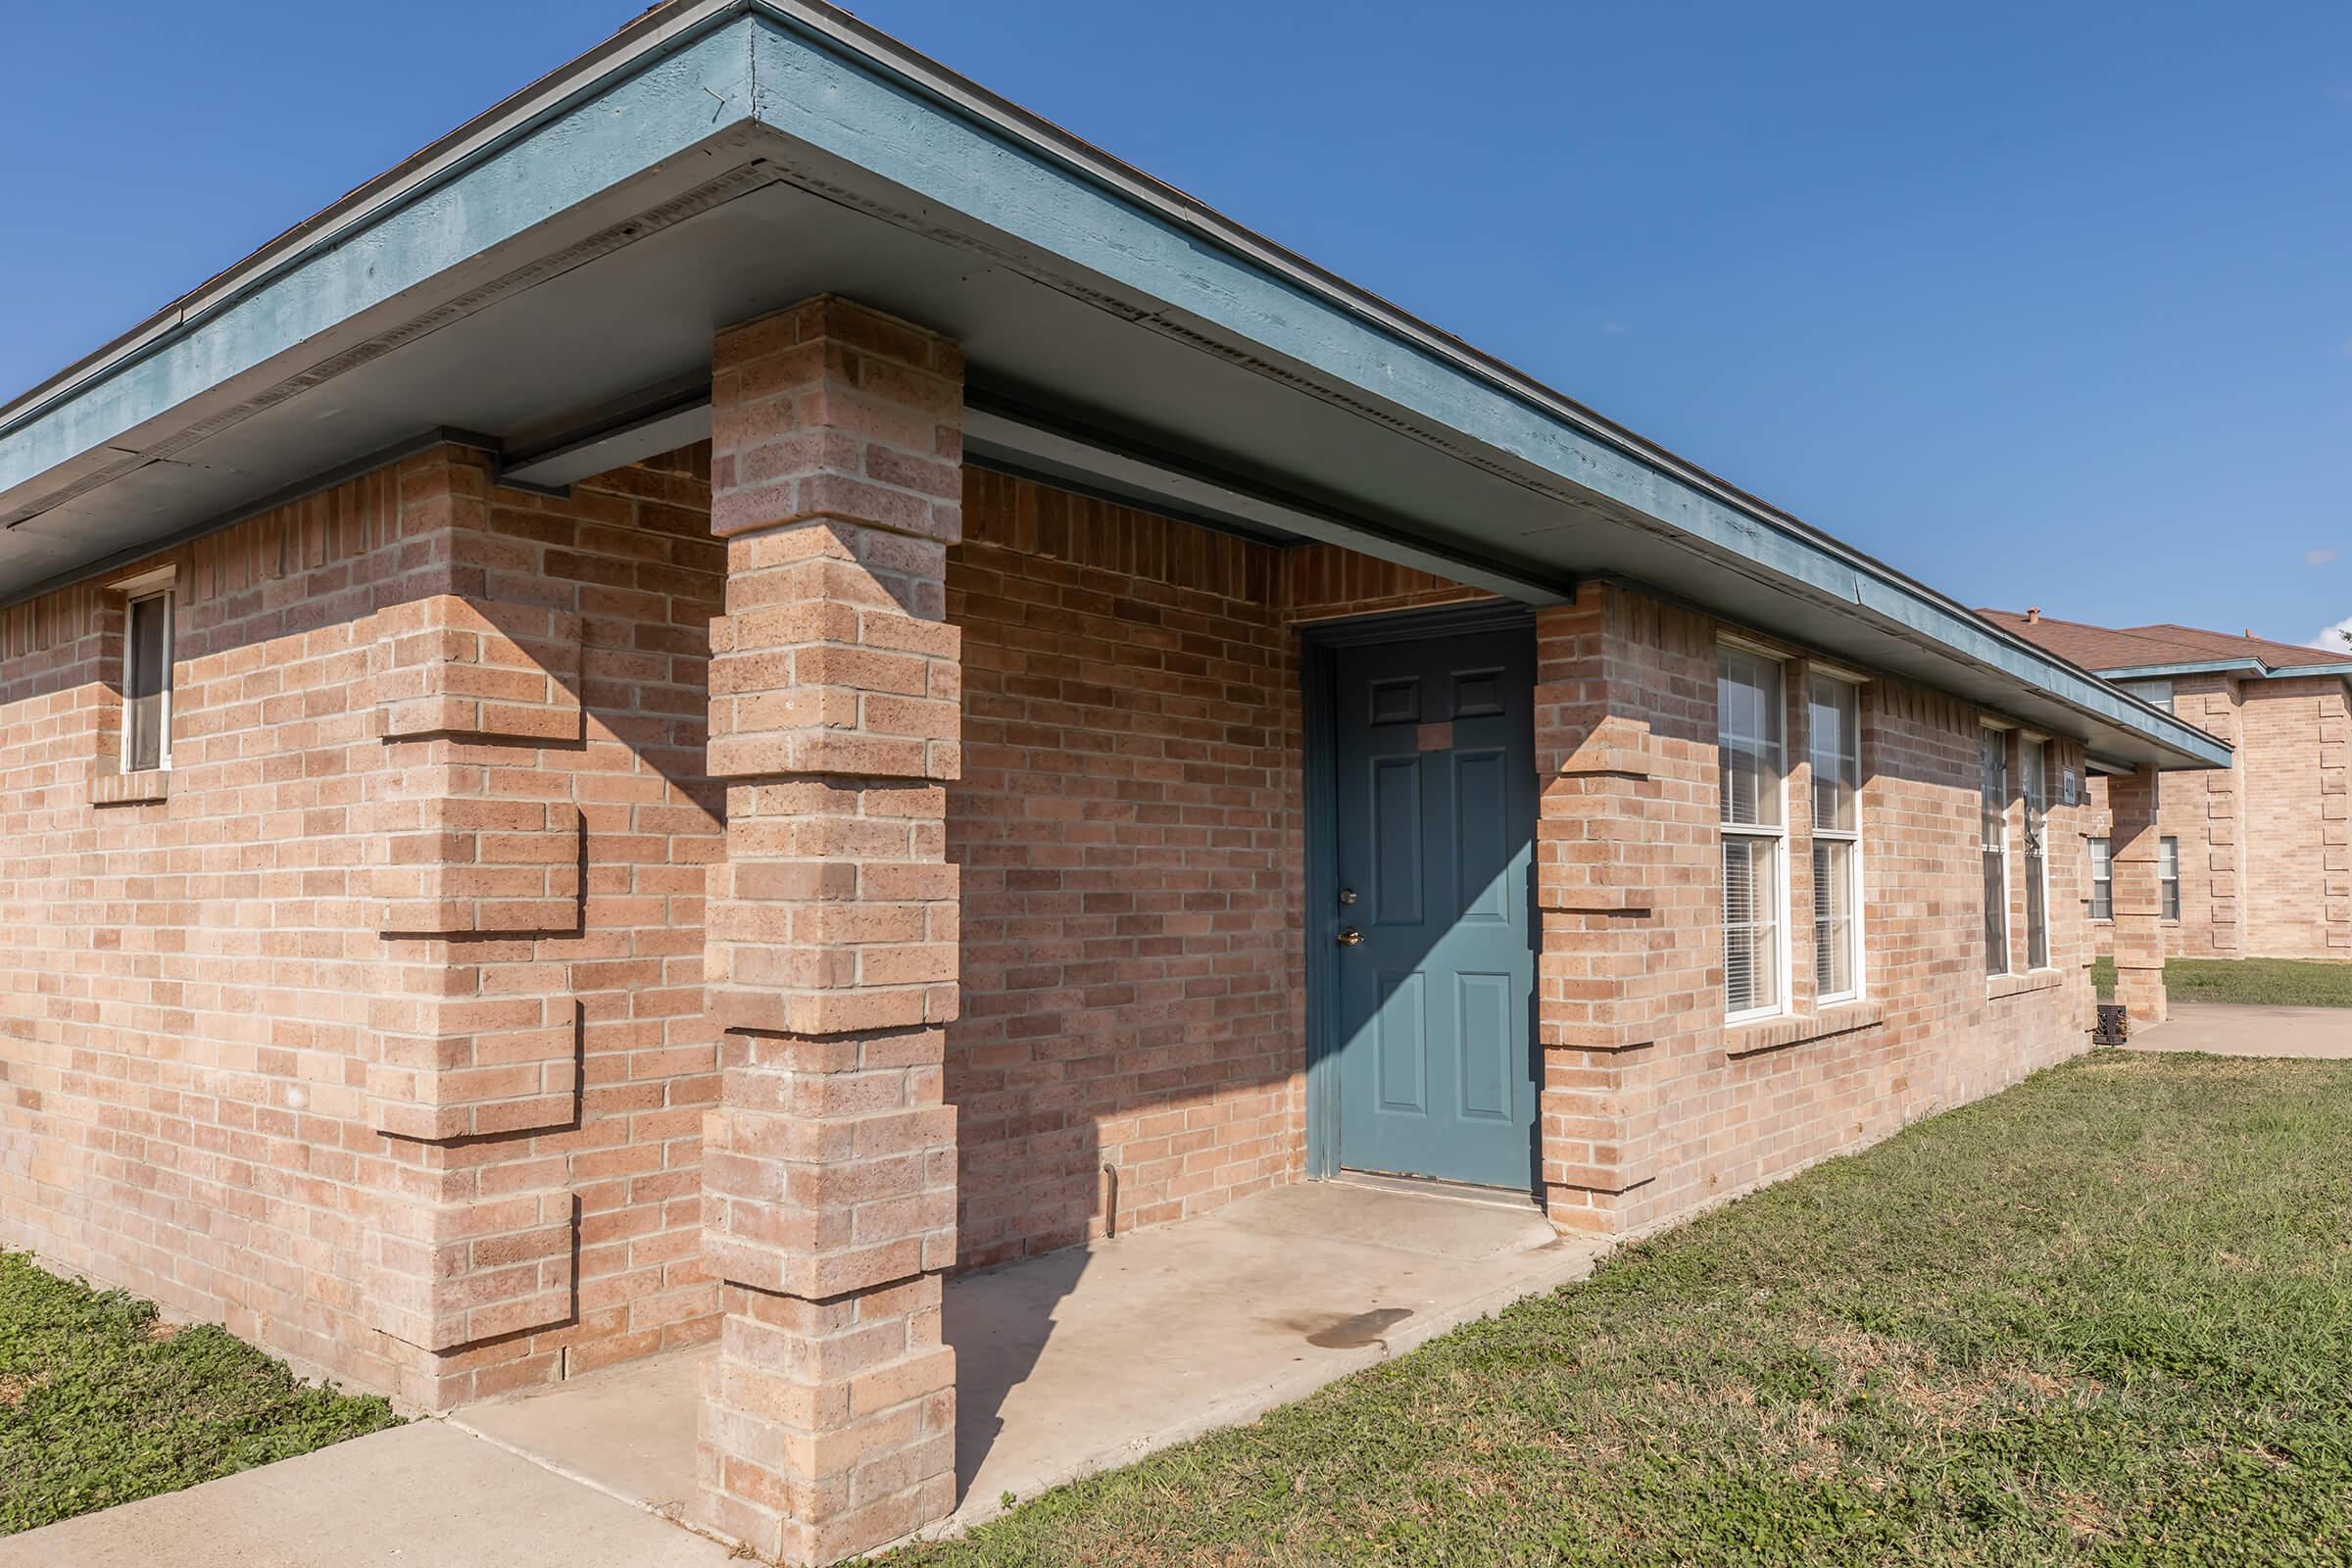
(1330, 624, 1539, 1191)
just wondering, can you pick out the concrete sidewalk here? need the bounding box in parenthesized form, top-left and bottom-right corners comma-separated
(5, 1180, 1604, 1566)
(455, 1178, 1607, 1544)
(0, 1421, 735, 1568)
(2127, 1002, 2352, 1058)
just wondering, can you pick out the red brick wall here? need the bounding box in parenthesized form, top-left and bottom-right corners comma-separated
(4, 445, 2147, 1402)
(2084, 674, 2247, 961)
(2241, 677, 2352, 958)
(1532, 582, 2098, 1235)
(947, 472, 1302, 1267)
(0, 447, 724, 1404)
(2083, 673, 2350, 961)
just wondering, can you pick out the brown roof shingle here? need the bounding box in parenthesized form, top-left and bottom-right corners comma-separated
(1981, 610, 2350, 675)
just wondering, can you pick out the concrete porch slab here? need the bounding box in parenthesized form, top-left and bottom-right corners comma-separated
(2127, 1001, 2352, 1058)
(454, 1177, 1607, 1544)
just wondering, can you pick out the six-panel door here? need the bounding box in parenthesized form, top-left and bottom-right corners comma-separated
(1331, 626, 1539, 1191)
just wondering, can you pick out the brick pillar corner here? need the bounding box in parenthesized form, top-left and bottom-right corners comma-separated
(2108, 763, 2168, 1027)
(695, 296, 964, 1565)
(1531, 587, 1663, 1236)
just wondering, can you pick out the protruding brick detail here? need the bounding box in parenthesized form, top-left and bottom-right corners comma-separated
(699, 1274, 956, 1565)
(1525, 581, 2102, 1238)
(709, 294, 963, 549)
(699, 297, 964, 1565)
(367, 982, 578, 1142)
(368, 771, 582, 936)
(368, 1178, 577, 1352)
(374, 594, 584, 743)
(2109, 763, 2170, 1025)
(701, 1028, 957, 1298)
(706, 779, 957, 1038)
(0, 442, 720, 1412)
(1528, 586, 1705, 1231)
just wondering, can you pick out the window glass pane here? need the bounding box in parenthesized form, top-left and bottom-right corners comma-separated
(2160, 836, 2181, 921)
(1718, 649, 1783, 828)
(1808, 675, 1859, 834)
(1813, 839, 1855, 997)
(1981, 731, 2009, 973)
(2089, 837, 2112, 921)
(2022, 739, 2047, 970)
(1979, 731, 2007, 850)
(124, 594, 168, 773)
(1724, 835, 1781, 1013)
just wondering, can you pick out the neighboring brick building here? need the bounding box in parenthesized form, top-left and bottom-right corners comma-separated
(1984, 611, 2352, 962)
(0, 4, 2228, 1561)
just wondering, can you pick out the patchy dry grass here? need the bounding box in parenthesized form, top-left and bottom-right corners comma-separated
(0, 1254, 400, 1535)
(893, 1053, 2352, 1567)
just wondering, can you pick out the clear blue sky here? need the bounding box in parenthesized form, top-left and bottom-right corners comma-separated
(5, 2, 2347, 649)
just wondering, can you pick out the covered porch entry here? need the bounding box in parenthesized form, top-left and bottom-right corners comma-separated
(457, 1179, 1600, 1543)
(572, 295, 1582, 1561)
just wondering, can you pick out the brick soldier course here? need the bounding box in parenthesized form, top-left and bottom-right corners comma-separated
(0, 5, 2232, 1561)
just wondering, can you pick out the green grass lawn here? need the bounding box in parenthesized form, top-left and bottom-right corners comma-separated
(895, 1053, 2352, 1567)
(2091, 956, 2352, 1007)
(0, 1254, 401, 1535)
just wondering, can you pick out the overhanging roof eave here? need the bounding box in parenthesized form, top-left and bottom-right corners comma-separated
(0, 0, 2227, 775)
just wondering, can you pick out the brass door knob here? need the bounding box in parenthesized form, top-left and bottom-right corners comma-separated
(1336, 927, 1364, 947)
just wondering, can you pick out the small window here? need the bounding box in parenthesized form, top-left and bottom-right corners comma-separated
(1719, 647, 1786, 1018)
(2021, 737, 2049, 970)
(2088, 837, 2113, 921)
(1980, 729, 2010, 975)
(122, 588, 174, 773)
(2160, 836, 2181, 922)
(1808, 673, 1862, 1001)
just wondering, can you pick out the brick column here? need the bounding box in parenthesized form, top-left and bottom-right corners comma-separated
(2108, 763, 2168, 1026)
(1528, 586, 1714, 1235)
(696, 298, 964, 1564)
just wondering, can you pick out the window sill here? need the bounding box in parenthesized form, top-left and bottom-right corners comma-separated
(92, 769, 172, 808)
(1986, 968, 2064, 1001)
(1724, 1001, 1888, 1059)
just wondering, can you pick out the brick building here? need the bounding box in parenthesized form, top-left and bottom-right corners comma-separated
(0, 4, 2227, 1561)
(1984, 611, 2352, 962)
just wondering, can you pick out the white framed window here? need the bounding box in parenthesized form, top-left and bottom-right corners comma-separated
(2021, 736, 2050, 970)
(1719, 646, 1787, 1019)
(1807, 671, 1863, 1002)
(2088, 837, 2113, 921)
(2160, 836, 2181, 922)
(120, 581, 175, 774)
(1980, 727, 2011, 975)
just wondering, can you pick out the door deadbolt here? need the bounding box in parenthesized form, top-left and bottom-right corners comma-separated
(1338, 887, 1357, 906)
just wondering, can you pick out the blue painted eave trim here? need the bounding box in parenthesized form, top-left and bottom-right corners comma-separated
(0, 7, 764, 490)
(2099, 659, 2352, 683)
(734, 8, 2232, 771)
(0, 0, 2232, 772)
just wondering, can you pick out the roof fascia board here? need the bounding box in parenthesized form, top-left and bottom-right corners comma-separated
(0, 9, 760, 497)
(2094, 659, 2263, 679)
(0, 0, 2226, 771)
(735, 7, 2227, 770)
(0, 1, 754, 437)
(2098, 658, 2352, 682)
